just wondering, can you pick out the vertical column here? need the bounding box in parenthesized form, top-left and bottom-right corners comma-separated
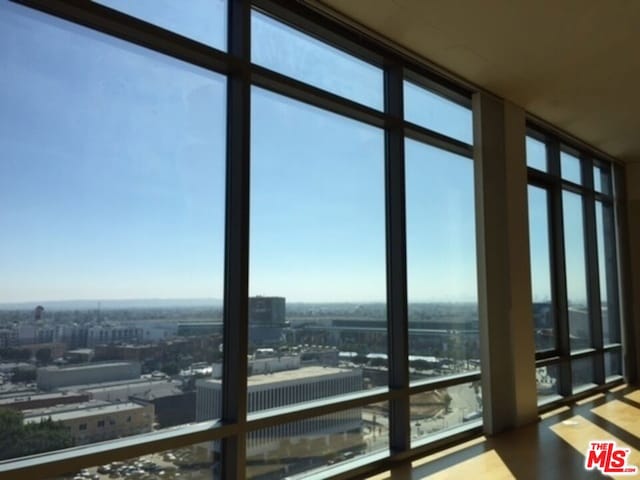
(221, 0, 251, 479)
(385, 62, 410, 453)
(473, 93, 538, 434)
(622, 162, 640, 384)
(583, 161, 605, 384)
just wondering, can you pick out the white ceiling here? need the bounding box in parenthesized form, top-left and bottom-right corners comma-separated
(316, 0, 640, 162)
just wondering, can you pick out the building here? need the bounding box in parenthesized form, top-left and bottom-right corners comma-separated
(197, 363, 364, 465)
(0, 329, 18, 349)
(23, 400, 154, 446)
(176, 322, 223, 338)
(130, 389, 196, 429)
(197, 365, 363, 422)
(249, 296, 288, 347)
(36, 362, 141, 391)
(0, 391, 90, 411)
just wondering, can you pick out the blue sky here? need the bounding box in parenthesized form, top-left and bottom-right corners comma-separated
(0, 1, 578, 305)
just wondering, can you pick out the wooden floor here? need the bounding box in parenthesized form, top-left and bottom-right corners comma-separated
(367, 385, 640, 480)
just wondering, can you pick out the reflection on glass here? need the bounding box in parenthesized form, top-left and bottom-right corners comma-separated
(526, 136, 547, 171)
(48, 442, 215, 479)
(572, 357, 595, 391)
(410, 382, 481, 445)
(596, 201, 620, 345)
(528, 186, 555, 351)
(96, 0, 227, 50)
(252, 11, 383, 109)
(536, 364, 561, 404)
(404, 80, 473, 144)
(0, 1, 225, 460)
(248, 87, 387, 412)
(560, 151, 582, 184)
(405, 140, 479, 382)
(605, 351, 622, 379)
(246, 403, 388, 479)
(562, 192, 591, 350)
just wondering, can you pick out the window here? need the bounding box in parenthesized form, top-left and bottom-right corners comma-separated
(404, 80, 473, 144)
(252, 10, 383, 109)
(562, 191, 591, 350)
(249, 86, 387, 409)
(528, 185, 555, 351)
(0, 0, 226, 460)
(526, 131, 622, 404)
(95, 0, 228, 50)
(405, 140, 479, 382)
(0, 3, 482, 478)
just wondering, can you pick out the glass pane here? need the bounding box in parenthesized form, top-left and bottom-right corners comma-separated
(526, 136, 547, 171)
(605, 351, 622, 379)
(405, 140, 479, 382)
(560, 151, 582, 184)
(252, 11, 383, 110)
(248, 87, 387, 413)
(528, 186, 555, 351)
(594, 165, 612, 195)
(95, 0, 227, 50)
(404, 80, 473, 144)
(246, 402, 388, 479)
(571, 356, 595, 391)
(410, 382, 481, 445)
(596, 202, 621, 345)
(47, 441, 215, 479)
(536, 364, 561, 404)
(562, 192, 591, 350)
(0, 2, 225, 459)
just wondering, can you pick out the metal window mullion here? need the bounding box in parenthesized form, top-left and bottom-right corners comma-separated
(403, 124, 473, 159)
(602, 200, 622, 346)
(548, 140, 572, 395)
(384, 61, 410, 454)
(250, 64, 386, 128)
(14, 0, 232, 77)
(221, 1, 251, 479)
(582, 160, 605, 384)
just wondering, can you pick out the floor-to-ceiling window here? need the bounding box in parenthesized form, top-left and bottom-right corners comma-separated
(526, 128, 623, 406)
(0, 1, 481, 479)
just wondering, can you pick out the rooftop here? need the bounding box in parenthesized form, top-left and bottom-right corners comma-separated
(199, 365, 359, 388)
(24, 401, 147, 423)
(38, 361, 138, 372)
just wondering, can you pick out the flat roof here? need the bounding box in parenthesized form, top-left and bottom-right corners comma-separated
(200, 366, 359, 388)
(0, 391, 87, 405)
(39, 362, 138, 372)
(24, 401, 146, 423)
(81, 379, 174, 394)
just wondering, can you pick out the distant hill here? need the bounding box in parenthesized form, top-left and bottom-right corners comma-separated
(0, 298, 223, 311)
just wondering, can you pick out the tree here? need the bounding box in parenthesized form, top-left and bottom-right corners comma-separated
(0, 348, 31, 362)
(0, 409, 74, 461)
(161, 362, 179, 376)
(11, 368, 36, 383)
(35, 348, 52, 365)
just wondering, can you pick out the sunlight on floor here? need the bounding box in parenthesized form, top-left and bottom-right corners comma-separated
(550, 414, 640, 478)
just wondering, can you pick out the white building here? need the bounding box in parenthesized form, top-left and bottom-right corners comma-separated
(37, 362, 141, 390)
(196, 364, 364, 456)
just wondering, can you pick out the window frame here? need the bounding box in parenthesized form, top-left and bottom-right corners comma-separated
(526, 125, 623, 406)
(1, 0, 480, 479)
